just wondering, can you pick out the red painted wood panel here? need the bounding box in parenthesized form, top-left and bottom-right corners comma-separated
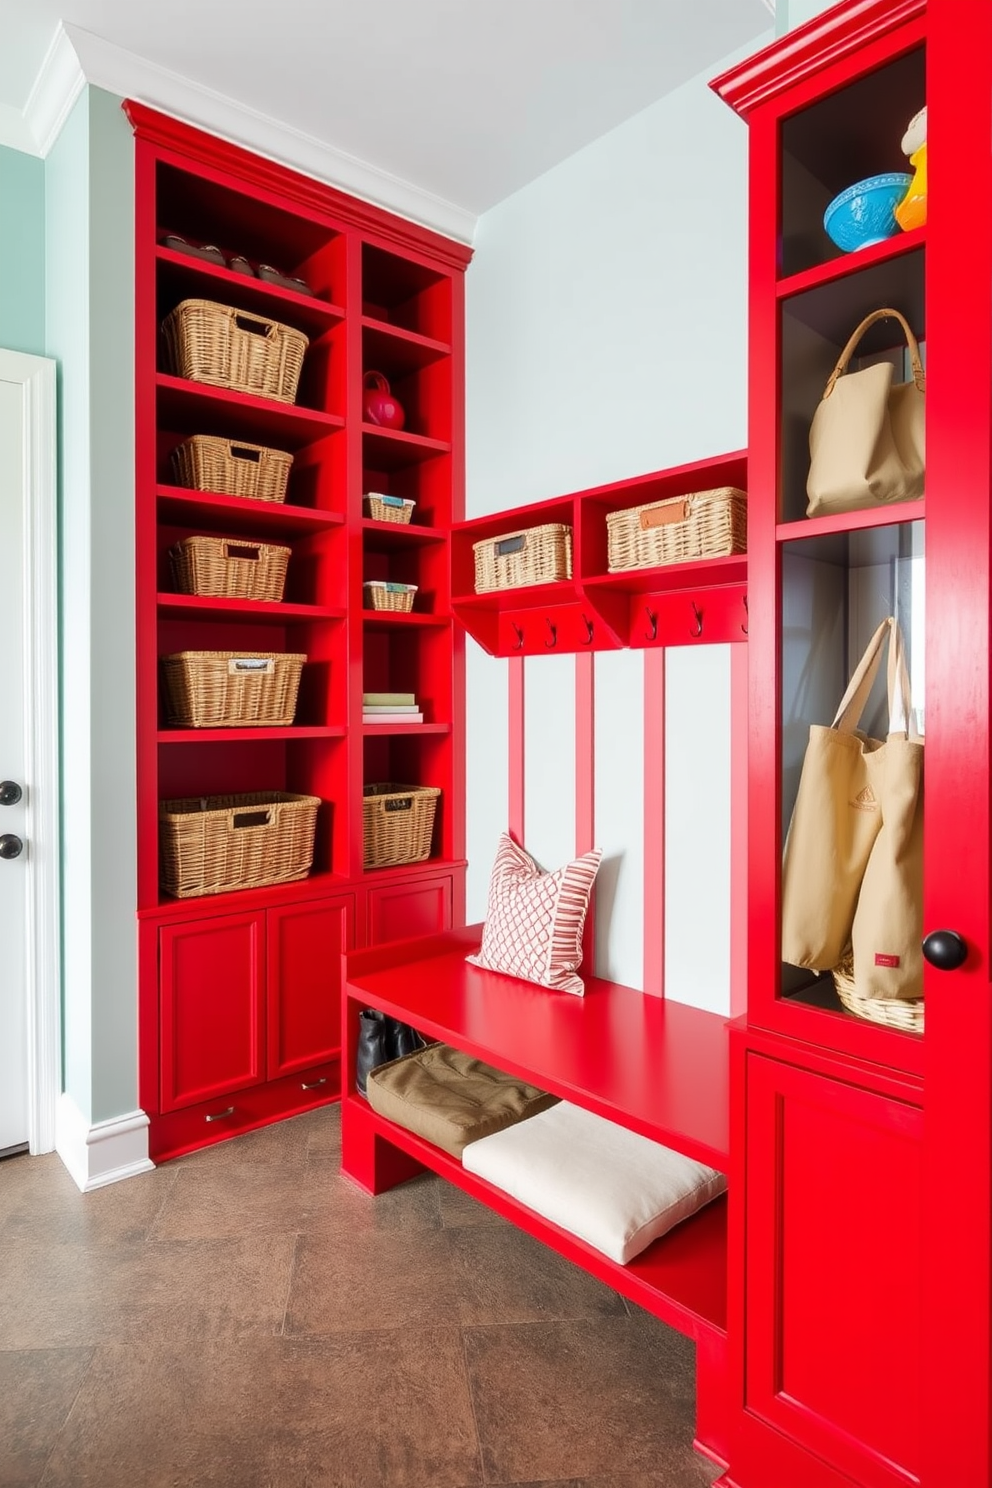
(266, 895, 354, 1079)
(367, 873, 452, 945)
(159, 912, 265, 1113)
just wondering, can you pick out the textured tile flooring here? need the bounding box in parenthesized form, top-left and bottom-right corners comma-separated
(0, 1106, 722, 1488)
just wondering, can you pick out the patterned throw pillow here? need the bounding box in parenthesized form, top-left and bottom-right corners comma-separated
(467, 833, 602, 996)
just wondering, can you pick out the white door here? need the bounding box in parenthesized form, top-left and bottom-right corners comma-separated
(0, 350, 59, 1158)
(0, 374, 29, 1154)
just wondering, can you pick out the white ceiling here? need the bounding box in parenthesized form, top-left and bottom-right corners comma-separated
(0, 0, 772, 229)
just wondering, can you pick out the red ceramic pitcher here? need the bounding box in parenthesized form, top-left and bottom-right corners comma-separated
(363, 371, 406, 430)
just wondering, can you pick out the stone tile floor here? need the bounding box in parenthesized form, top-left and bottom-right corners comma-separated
(0, 1106, 721, 1488)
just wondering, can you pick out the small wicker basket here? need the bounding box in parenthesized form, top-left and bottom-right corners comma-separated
(606, 487, 747, 571)
(162, 299, 308, 404)
(364, 493, 416, 524)
(473, 523, 572, 593)
(159, 791, 320, 898)
(170, 536, 291, 603)
(833, 956, 924, 1033)
(363, 783, 440, 868)
(363, 581, 417, 613)
(171, 435, 293, 504)
(160, 651, 306, 729)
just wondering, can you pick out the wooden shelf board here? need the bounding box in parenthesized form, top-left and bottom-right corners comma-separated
(582, 554, 748, 595)
(361, 316, 451, 372)
(362, 723, 449, 736)
(361, 517, 446, 548)
(776, 226, 926, 300)
(777, 498, 925, 542)
(361, 609, 450, 629)
(158, 593, 346, 624)
(344, 926, 731, 1170)
(452, 580, 577, 613)
(157, 725, 347, 743)
(158, 485, 345, 536)
(157, 374, 344, 447)
(346, 1093, 727, 1336)
(138, 867, 355, 922)
(157, 246, 346, 334)
(362, 424, 451, 468)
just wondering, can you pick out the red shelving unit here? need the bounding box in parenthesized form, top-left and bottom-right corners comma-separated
(127, 102, 471, 1161)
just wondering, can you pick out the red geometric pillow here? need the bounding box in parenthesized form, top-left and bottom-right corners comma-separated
(467, 833, 602, 996)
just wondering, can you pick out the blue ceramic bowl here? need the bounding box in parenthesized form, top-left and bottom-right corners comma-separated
(823, 173, 913, 252)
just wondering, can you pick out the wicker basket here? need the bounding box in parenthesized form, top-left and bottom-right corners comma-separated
(159, 791, 320, 898)
(473, 523, 572, 593)
(160, 651, 306, 729)
(364, 492, 416, 524)
(833, 956, 924, 1033)
(162, 299, 308, 404)
(170, 536, 291, 603)
(363, 581, 417, 612)
(363, 783, 440, 868)
(171, 435, 293, 504)
(606, 487, 747, 571)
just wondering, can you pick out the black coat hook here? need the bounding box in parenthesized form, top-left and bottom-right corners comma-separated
(511, 622, 524, 650)
(690, 601, 703, 638)
(581, 613, 594, 645)
(644, 607, 658, 642)
(545, 618, 558, 649)
(741, 594, 748, 636)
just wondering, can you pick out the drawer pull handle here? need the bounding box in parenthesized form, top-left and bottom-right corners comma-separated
(301, 1077, 327, 1090)
(205, 1106, 235, 1123)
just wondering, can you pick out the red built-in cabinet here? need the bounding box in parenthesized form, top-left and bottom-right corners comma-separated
(127, 104, 470, 1161)
(713, 2, 992, 1485)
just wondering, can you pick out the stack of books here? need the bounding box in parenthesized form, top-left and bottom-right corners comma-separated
(363, 691, 423, 724)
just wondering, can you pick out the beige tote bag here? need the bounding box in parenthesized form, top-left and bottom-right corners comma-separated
(806, 307, 925, 517)
(781, 617, 913, 972)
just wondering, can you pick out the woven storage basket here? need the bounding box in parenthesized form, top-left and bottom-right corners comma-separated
(833, 956, 924, 1033)
(606, 487, 747, 571)
(473, 523, 572, 593)
(363, 783, 440, 868)
(160, 651, 306, 728)
(363, 580, 417, 612)
(162, 299, 308, 404)
(364, 493, 416, 524)
(169, 536, 291, 603)
(159, 791, 320, 898)
(171, 435, 293, 504)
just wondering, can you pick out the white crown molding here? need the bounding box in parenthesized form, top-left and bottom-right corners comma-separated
(56, 1095, 155, 1191)
(0, 100, 38, 154)
(23, 23, 86, 158)
(64, 22, 475, 243)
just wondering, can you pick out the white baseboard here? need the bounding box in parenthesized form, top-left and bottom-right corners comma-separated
(55, 1095, 155, 1191)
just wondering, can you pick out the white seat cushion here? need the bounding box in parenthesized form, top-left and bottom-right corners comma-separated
(462, 1100, 726, 1264)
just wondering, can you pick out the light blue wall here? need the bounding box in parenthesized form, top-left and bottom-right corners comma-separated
(778, 0, 836, 33)
(46, 86, 136, 1127)
(0, 143, 45, 355)
(464, 34, 770, 1004)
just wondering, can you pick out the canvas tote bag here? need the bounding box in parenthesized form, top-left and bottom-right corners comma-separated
(781, 617, 915, 972)
(806, 307, 926, 517)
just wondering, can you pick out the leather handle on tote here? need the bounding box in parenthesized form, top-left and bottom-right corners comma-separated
(823, 308, 926, 399)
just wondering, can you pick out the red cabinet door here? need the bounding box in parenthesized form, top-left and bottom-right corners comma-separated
(367, 873, 452, 945)
(159, 912, 265, 1113)
(266, 895, 354, 1080)
(743, 1052, 923, 1488)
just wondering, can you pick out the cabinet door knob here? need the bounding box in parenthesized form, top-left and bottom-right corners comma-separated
(0, 781, 22, 806)
(922, 929, 968, 971)
(0, 834, 23, 860)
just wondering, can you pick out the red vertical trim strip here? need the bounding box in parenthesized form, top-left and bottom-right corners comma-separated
(730, 644, 749, 1018)
(508, 657, 525, 843)
(575, 653, 596, 968)
(643, 649, 666, 997)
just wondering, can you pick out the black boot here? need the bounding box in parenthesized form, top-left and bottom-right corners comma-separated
(356, 1009, 391, 1098)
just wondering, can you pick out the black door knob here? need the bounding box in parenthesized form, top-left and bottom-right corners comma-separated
(0, 781, 22, 806)
(0, 834, 23, 860)
(922, 929, 968, 971)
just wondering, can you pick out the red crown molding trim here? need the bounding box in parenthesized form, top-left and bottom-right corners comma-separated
(710, 0, 925, 117)
(123, 99, 473, 272)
